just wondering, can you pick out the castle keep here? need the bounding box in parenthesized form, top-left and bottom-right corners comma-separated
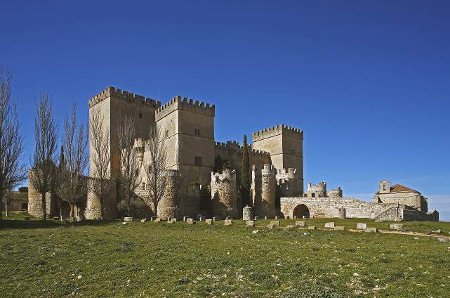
(27, 86, 438, 221)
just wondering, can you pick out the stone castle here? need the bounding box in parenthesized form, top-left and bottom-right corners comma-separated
(27, 86, 439, 221)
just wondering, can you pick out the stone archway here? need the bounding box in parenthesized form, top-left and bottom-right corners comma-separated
(293, 204, 310, 219)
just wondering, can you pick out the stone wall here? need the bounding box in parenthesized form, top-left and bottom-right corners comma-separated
(280, 196, 437, 221)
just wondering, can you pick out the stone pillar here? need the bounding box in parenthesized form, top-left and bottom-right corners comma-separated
(242, 205, 253, 220)
(211, 169, 238, 219)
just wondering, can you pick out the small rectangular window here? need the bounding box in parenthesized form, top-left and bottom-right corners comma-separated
(194, 156, 202, 166)
(194, 128, 201, 136)
(165, 130, 169, 138)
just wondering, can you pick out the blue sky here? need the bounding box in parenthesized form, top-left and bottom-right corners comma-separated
(1, 0, 449, 220)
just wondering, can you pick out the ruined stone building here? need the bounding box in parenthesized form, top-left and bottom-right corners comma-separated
(27, 85, 439, 221)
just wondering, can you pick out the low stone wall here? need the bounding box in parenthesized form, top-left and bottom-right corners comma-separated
(403, 208, 438, 221)
(280, 197, 425, 221)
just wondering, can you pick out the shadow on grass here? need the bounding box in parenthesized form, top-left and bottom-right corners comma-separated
(0, 218, 118, 230)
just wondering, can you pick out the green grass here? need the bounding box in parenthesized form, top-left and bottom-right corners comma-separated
(1, 213, 449, 297)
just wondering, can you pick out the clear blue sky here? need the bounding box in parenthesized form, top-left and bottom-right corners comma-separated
(1, 0, 449, 220)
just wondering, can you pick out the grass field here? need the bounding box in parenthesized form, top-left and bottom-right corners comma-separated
(1, 212, 449, 297)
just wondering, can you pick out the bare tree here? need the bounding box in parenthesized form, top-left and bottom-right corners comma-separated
(30, 93, 58, 220)
(89, 109, 111, 219)
(0, 71, 23, 217)
(3, 189, 13, 217)
(144, 128, 168, 217)
(55, 104, 88, 220)
(0, 68, 26, 220)
(117, 117, 141, 216)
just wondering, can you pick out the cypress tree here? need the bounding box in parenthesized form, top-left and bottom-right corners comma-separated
(241, 135, 251, 207)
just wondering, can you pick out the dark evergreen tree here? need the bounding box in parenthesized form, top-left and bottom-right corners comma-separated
(241, 135, 251, 207)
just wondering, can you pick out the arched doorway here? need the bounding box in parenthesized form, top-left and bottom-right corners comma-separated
(293, 204, 310, 218)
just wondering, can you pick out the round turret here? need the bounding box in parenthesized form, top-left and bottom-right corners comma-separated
(210, 169, 238, 218)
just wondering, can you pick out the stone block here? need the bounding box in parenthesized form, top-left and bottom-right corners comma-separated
(308, 226, 316, 230)
(334, 226, 345, 231)
(154, 218, 161, 223)
(212, 216, 217, 222)
(199, 216, 204, 222)
(140, 218, 147, 223)
(356, 223, 367, 230)
(205, 219, 213, 225)
(123, 217, 133, 222)
(246, 220, 255, 227)
(183, 216, 187, 221)
(243, 205, 253, 221)
(269, 220, 280, 227)
(186, 218, 195, 224)
(224, 219, 233, 226)
(267, 223, 276, 229)
(390, 223, 403, 231)
(295, 221, 306, 227)
(285, 225, 295, 230)
(324, 222, 335, 228)
(364, 227, 377, 233)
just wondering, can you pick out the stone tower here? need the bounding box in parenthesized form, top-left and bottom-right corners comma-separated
(379, 180, 391, 194)
(252, 125, 303, 195)
(157, 169, 181, 219)
(253, 164, 276, 218)
(86, 87, 161, 219)
(155, 96, 215, 216)
(210, 169, 238, 218)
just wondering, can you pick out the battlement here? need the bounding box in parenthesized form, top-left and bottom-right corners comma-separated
(276, 168, 298, 179)
(262, 164, 275, 175)
(214, 141, 271, 157)
(155, 95, 215, 121)
(252, 124, 303, 142)
(88, 86, 161, 109)
(211, 168, 236, 182)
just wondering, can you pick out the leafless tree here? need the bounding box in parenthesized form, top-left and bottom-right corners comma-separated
(117, 117, 141, 216)
(30, 93, 58, 220)
(3, 189, 13, 217)
(0, 68, 26, 219)
(89, 109, 111, 219)
(144, 128, 169, 217)
(55, 104, 88, 220)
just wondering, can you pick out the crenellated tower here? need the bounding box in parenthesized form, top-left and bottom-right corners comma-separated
(252, 164, 276, 218)
(86, 86, 161, 219)
(210, 169, 238, 218)
(155, 96, 215, 216)
(252, 124, 303, 195)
